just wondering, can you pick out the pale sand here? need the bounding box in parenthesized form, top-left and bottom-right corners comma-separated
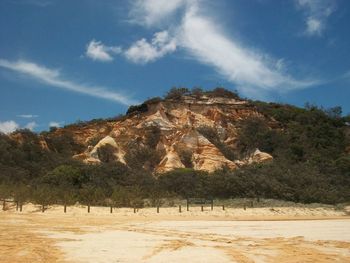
(1, 203, 350, 262)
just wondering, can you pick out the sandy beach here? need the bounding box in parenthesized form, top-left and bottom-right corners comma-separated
(1, 203, 350, 262)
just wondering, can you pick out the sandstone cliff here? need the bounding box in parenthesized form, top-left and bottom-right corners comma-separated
(55, 94, 274, 173)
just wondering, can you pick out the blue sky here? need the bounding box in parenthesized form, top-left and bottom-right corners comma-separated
(0, 0, 349, 133)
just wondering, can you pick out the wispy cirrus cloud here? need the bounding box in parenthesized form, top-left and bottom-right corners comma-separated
(178, 3, 316, 93)
(124, 0, 317, 97)
(295, 0, 336, 36)
(129, 0, 186, 26)
(17, 114, 39, 118)
(85, 40, 122, 62)
(0, 58, 136, 105)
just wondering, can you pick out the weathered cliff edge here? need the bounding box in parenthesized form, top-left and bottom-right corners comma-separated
(58, 95, 274, 173)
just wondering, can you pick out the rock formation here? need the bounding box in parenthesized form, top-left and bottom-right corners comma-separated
(62, 96, 273, 173)
(57, 94, 274, 173)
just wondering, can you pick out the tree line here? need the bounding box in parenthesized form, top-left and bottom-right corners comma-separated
(0, 88, 349, 205)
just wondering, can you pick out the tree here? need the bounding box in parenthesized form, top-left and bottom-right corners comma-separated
(13, 184, 31, 208)
(128, 186, 144, 208)
(145, 125, 161, 148)
(197, 125, 236, 161)
(111, 186, 129, 207)
(58, 188, 76, 213)
(177, 148, 193, 168)
(126, 103, 148, 115)
(236, 117, 273, 154)
(344, 114, 350, 123)
(158, 169, 210, 198)
(0, 183, 11, 201)
(79, 184, 106, 206)
(210, 87, 239, 99)
(165, 87, 189, 100)
(125, 142, 161, 171)
(191, 87, 204, 98)
(325, 106, 342, 119)
(42, 165, 85, 188)
(32, 185, 57, 212)
(45, 130, 84, 156)
(97, 144, 118, 163)
(144, 97, 162, 104)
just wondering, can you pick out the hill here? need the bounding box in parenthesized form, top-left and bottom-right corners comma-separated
(54, 88, 275, 172)
(0, 87, 349, 204)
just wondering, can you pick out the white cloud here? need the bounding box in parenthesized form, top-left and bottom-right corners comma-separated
(129, 0, 186, 26)
(25, 121, 37, 131)
(85, 40, 122, 62)
(295, 0, 336, 36)
(275, 59, 287, 72)
(306, 18, 322, 35)
(49, 121, 62, 128)
(17, 114, 39, 118)
(125, 31, 177, 64)
(126, 0, 315, 96)
(0, 120, 19, 134)
(0, 120, 38, 134)
(178, 4, 300, 91)
(0, 59, 136, 106)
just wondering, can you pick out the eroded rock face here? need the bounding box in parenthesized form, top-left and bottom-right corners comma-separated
(246, 149, 273, 164)
(157, 146, 185, 173)
(97, 136, 125, 163)
(67, 95, 275, 172)
(178, 129, 237, 172)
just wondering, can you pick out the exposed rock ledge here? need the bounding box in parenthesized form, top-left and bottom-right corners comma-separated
(71, 96, 274, 173)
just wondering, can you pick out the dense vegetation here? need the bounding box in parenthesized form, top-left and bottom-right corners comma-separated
(0, 88, 349, 206)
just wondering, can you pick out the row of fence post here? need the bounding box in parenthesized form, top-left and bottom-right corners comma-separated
(152, 203, 225, 213)
(1, 199, 257, 213)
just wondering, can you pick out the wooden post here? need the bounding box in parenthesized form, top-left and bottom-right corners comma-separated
(179, 205, 181, 213)
(20, 203, 23, 212)
(64, 204, 67, 213)
(211, 199, 214, 211)
(42, 205, 45, 213)
(201, 205, 204, 212)
(2, 200, 5, 211)
(244, 204, 246, 210)
(251, 201, 254, 208)
(88, 204, 90, 213)
(157, 206, 159, 213)
(186, 199, 189, 211)
(110, 206, 113, 214)
(16, 201, 19, 211)
(222, 205, 225, 211)
(133, 207, 136, 213)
